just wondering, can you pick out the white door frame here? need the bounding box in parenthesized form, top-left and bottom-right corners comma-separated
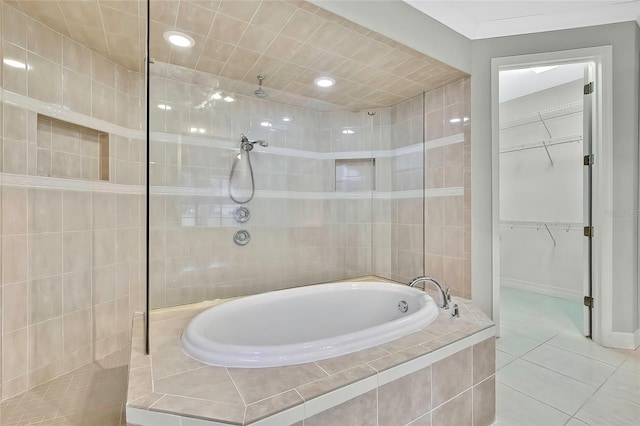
(490, 46, 613, 346)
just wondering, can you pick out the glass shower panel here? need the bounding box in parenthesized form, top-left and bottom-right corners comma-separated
(145, 1, 444, 315)
(327, 110, 375, 280)
(148, 61, 352, 309)
(147, 64, 428, 308)
(0, 3, 4, 400)
(373, 94, 425, 284)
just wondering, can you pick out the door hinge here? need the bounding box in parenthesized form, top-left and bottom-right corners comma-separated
(584, 82, 594, 95)
(584, 226, 594, 238)
(584, 154, 594, 166)
(584, 296, 594, 308)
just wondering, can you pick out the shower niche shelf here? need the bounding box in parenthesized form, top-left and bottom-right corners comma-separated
(335, 158, 375, 192)
(36, 114, 110, 181)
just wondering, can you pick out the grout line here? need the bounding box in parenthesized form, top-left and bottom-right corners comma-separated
(224, 367, 248, 407)
(312, 361, 330, 377)
(498, 381, 573, 417)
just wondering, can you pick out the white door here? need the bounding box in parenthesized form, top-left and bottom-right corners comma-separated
(582, 62, 595, 338)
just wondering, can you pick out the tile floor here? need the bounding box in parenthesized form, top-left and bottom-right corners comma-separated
(0, 348, 129, 426)
(496, 287, 640, 426)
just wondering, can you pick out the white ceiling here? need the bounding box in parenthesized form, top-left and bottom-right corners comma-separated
(404, 1, 640, 39)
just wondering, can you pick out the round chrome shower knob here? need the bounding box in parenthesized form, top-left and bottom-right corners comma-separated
(233, 230, 251, 246)
(233, 207, 251, 223)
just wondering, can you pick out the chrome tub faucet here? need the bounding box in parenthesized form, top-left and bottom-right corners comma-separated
(408, 276, 459, 317)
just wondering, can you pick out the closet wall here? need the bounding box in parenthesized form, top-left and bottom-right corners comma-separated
(499, 79, 584, 300)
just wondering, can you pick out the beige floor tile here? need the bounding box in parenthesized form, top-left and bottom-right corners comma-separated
(575, 388, 640, 426)
(497, 358, 596, 415)
(496, 329, 542, 357)
(546, 333, 628, 367)
(496, 383, 570, 426)
(496, 349, 516, 370)
(0, 348, 128, 426)
(522, 344, 616, 388)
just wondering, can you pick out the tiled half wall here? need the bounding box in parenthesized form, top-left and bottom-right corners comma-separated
(305, 338, 495, 426)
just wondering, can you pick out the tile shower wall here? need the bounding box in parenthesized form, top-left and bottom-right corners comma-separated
(321, 109, 378, 280)
(387, 95, 425, 284)
(148, 67, 349, 308)
(0, 2, 145, 400)
(424, 78, 472, 298)
(148, 63, 471, 308)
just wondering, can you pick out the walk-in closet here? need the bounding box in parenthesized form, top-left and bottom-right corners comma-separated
(498, 63, 588, 341)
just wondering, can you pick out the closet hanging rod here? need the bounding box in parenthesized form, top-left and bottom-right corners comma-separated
(500, 135, 583, 154)
(500, 109, 583, 130)
(499, 100, 583, 130)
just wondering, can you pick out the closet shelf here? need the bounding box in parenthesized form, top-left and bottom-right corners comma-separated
(500, 134, 582, 154)
(500, 220, 583, 232)
(499, 100, 583, 130)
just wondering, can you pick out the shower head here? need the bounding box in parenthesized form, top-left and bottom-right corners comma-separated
(254, 74, 267, 98)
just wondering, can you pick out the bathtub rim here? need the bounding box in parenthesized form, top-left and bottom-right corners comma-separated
(180, 281, 439, 368)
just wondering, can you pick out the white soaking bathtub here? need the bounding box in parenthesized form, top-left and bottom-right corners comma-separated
(180, 281, 439, 367)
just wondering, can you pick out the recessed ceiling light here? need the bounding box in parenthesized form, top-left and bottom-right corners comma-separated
(163, 31, 195, 48)
(282, 117, 291, 122)
(157, 104, 172, 110)
(342, 129, 355, 134)
(212, 92, 222, 100)
(260, 121, 272, 127)
(449, 118, 462, 123)
(314, 77, 335, 88)
(223, 96, 234, 102)
(3, 59, 27, 69)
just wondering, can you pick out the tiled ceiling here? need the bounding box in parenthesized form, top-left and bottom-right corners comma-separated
(12, 0, 468, 110)
(9, 0, 145, 71)
(150, 0, 468, 110)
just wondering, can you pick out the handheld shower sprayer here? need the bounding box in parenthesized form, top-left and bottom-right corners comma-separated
(230, 134, 268, 203)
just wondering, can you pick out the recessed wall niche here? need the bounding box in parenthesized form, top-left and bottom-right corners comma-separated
(335, 159, 376, 192)
(36, 115, 109, 181)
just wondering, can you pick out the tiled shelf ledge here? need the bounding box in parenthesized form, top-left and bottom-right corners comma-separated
(150, 187, 463, 199)
(151, 132, 464, 161)
(0, 173, 144, 194)
(126, 289, 495, 426)
(2, 89, 144, 140)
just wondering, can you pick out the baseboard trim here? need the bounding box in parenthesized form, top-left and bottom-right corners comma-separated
(501, 277, 582, 302)
(605, 329, 640, 350)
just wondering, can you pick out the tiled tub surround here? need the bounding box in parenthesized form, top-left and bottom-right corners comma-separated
(126, 291, 495, 426)
(149, 62, 471, 308)
(1, 1, 146, 400)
